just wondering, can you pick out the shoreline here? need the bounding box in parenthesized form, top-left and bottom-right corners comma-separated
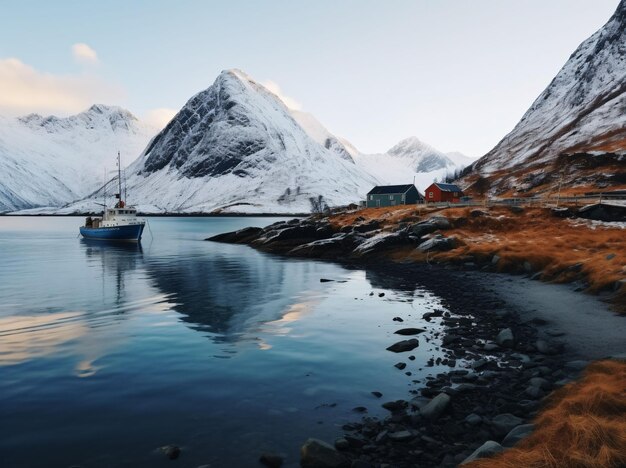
(207, 213, 625, 467)
(0, 212, 306, 218)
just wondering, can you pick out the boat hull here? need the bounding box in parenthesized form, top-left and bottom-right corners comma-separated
(80, 224, 145, 242)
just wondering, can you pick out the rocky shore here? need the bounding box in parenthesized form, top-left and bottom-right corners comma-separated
(207, 216, 605, 467)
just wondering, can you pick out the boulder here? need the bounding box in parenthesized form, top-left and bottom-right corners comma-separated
(461, 441, 504, 464)
(417, 236, 456, 252)
(577, 202, 626, 222)
(491, 413, 524, 436)
(420, 393, 451, 420)
(159, 445, 181, 460)
(206, 226, 263, 243)
(496, 328, 514, 348)
(502, 424, 535, 447)
(388, 430, 415, 442)
(259, 453, 284, 467)
(394, 327, 426, 336)
(464, 413, 482, 426)
(352, 232, 409, 257)
(386, 339, 419, 353)
(300, 439, 348, 468)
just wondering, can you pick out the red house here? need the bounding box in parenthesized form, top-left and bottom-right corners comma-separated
(424, 183, 463, 203)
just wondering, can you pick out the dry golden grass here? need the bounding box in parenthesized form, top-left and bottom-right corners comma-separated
(465, 360, 626, 468)
(329, 205, 626, 311)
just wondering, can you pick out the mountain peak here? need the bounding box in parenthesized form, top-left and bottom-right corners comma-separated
(388, 136, 435, 156)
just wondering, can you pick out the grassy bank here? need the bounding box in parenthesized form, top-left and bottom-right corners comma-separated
(328, 204, 626, 312)
(467, 359, 626, 468)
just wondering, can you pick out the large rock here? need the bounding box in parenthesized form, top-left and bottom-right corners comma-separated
(300, 438, 348, 468)
(502, 424, 535, 447)
(386, 338, 419, 353)
(491, 413, 524, 436)
(417, 235, 456, 252)
(420, 393, 451, 420)
(578, 203, 626, 222)
(461, 441, 504, 464)
(288, 233, 363, 259)
(207, 226, 263, 243)
(496, 328, 514, 348)
(352, 231, 410, 257)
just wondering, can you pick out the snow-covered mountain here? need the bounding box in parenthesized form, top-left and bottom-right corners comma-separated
(467, 0, 626, 194)
(70, 69, 379, 214)
(354, 136, 473, 191)
(0, 105, 158, 211)
(290, 110, 355, 162)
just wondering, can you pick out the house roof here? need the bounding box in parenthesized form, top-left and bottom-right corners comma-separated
(368, 184, 415, 195)
(433, 183, 463, 192)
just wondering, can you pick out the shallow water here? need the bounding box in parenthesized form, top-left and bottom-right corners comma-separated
(0, 217, 451, 467)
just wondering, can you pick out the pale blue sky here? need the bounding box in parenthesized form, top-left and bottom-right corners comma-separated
(0, 0, 619, 156)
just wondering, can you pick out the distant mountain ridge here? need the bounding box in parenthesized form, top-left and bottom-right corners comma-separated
(0, 105, 158, 212)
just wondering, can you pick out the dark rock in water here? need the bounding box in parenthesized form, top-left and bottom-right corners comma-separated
(378, 292, 385, 297)
(462, 441, 504, 464)
(386, 338, 419, 353)
(334, 438, 350, 451)
(502, 424, 535, 447)
(352, 406, 368, 413)
(496, 328, 515, 348)
(371, 391, 383, 398)
(394, 362, 407, 370)
(259, 452, 284, 467)
(300, 438, 348, 468)
(206, 226, 263, 243)
(381, 400, 407, 412)
(159, 445, 181, 460)
(419, 393, 451, 420)
(394, 327, 426, 336)
(320, 278, 334, 282)
(392, 316, 404, 322)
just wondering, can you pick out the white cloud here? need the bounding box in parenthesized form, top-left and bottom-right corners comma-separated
(262, 80, 302, 110)
(72, 43, 99, 65)
(0, 58, 124, 116)
(144, 107, 178, 129)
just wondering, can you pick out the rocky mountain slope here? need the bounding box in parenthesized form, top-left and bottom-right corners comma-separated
(0, 105, 158, 211)
(465, 0, 626, 195)
(69, 69, 379, 214)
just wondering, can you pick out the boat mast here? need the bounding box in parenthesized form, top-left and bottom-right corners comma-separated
(117, 151, 123, 205)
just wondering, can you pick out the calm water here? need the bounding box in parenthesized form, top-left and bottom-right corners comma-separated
(0, 217, 450, 468)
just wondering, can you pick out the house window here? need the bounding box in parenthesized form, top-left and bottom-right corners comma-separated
(429, 192, 433, 198)
(370, 195, 373, 200)
(389, 195, 393, 200)
(453, 192, 458, 197)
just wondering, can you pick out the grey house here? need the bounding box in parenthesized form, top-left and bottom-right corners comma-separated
(366, 184, 423, 208)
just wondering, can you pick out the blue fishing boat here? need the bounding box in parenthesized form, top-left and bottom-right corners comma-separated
(79, 152, 146, 242)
